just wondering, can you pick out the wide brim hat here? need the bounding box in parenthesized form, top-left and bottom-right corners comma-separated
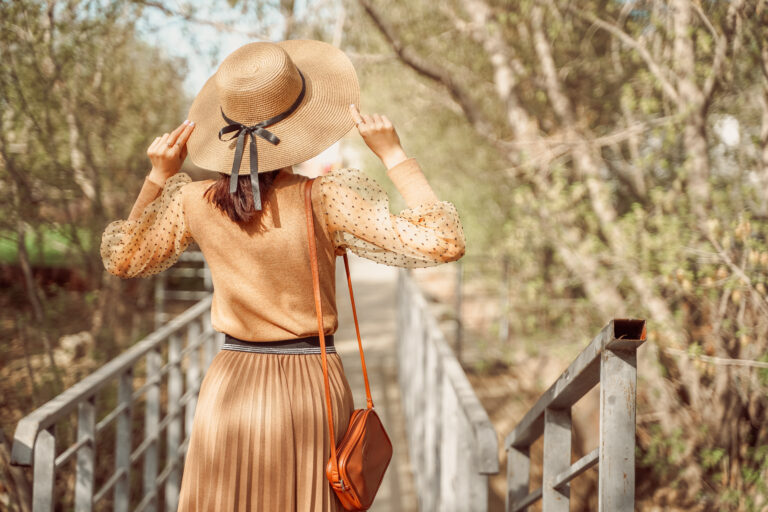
(186, 39, 360, 175)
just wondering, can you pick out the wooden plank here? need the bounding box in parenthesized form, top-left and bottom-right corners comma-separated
(599, 349, 638, 511)
(74, 398, 96, 511)
(11, 296, 212, 466)
(505, 446, 530, 512)
(553, 447, 599, 491)
(542, 408, 571, 511)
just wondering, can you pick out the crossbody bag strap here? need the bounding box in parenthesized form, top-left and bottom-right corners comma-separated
(303, 179, 377, 474)
(341, 251, 374, 409)
(304, 179, 340, 475)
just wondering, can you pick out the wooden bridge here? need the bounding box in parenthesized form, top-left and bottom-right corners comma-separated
(10, 254, 646, 511)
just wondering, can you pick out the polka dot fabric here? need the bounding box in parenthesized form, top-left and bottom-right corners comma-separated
(101, 173, 193, 278)
(100, 164, 465, 280)
(315, 167, 466, 268)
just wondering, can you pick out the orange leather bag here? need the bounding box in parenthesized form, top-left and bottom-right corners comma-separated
(304, 179, 393, 511)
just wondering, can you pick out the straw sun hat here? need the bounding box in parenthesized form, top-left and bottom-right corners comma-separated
(186, 39, 360, 209)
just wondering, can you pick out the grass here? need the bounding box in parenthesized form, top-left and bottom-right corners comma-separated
(0, 226, 93, 267)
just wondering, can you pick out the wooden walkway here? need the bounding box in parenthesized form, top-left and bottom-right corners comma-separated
(333, 255, 418, 512)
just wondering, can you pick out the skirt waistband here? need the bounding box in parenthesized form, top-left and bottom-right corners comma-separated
(222, 334, 336, 355)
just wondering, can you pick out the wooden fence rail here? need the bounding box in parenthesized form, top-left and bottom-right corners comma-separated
(504, 319, 647, 512)
(397, 269, 500, 512)
(11, 295, 222, 512)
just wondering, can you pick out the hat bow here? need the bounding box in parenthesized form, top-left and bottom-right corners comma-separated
(217, 70, 306, 211)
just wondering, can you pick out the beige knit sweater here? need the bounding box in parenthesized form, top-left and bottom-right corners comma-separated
(101, 159, 465, 341)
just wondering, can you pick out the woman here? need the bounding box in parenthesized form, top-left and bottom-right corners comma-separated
(101, 40, 465, 511)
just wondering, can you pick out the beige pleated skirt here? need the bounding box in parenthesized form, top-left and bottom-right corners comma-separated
(177, 348, 355, 511)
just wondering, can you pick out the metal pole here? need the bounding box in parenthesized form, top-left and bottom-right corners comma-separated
(154, 274, 166, 330)
(75, 397, 96, 511)
(505, 447, 530, 512)
(143, 347, 161, 511)
(165, 334, 183, 511)
(32, 427, 55, 512)
(599, 348, 638, 511)
(114, 369, 133, 512)
(542, 408, 571, 511)
(454, 260, 463, 362)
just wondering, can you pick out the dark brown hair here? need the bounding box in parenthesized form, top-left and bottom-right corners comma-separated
(204, 170, 280, 225)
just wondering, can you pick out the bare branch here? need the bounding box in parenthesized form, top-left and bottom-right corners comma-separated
(357, 0, 496, 136)
(567, 6, 680, 103)
(136, 0, 270, 40)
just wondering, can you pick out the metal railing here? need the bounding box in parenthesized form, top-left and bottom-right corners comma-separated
(154, 250, 212, 328)
(396, 269, 500, 512)
(504, 319, 647, 512)
(10, 295, 222, 512)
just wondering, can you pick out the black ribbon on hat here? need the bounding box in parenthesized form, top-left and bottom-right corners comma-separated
(218, 70, 306, 211)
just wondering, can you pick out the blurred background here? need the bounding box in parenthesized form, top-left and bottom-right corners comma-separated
(1, 0, 768, 510)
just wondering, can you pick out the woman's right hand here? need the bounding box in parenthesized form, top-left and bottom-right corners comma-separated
(147, 120, 195, 186)
(349, 104, 408, 169)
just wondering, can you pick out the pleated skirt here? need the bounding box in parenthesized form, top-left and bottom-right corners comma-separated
(177, 348, 355, 511)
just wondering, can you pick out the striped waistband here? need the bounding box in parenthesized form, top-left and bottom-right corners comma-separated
(222, 334, 336, 355)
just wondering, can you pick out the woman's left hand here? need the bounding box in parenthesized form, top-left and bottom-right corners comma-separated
(147, 120, 195, 186)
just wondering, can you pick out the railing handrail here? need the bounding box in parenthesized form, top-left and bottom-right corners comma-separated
(505, 318, 646, 449)
(10, 295, 212, 466)
(504, 318, 647, 512)
(418, 284, 499, 474)
(397, 269, 498, 511)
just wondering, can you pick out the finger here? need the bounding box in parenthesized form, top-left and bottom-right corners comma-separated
(176, 121, 195, 147)
(148, 137, 161, 155)
(349, 103, 364, 126)
(372, 114, 384, 129)
(167, 122, 188, 146)
(361, 114, 373, 126)
(381, 115, 393, 128)
(159, 133, 170, 148)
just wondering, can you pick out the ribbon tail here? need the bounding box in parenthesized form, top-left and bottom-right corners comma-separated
(249, 134, 262, 211)
(230, 130, 247, 195)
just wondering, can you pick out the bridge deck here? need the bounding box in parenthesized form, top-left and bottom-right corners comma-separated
(333, 255, 417, 512)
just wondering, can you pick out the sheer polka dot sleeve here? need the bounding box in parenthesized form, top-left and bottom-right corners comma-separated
(315, 167, 466, 268)
(100, 173, 194, 278)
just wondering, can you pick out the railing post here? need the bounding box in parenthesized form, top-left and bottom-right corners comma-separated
(75, 397, 96, 511)
(505, 447, 530, 512)
(454, 260, 463, 362)
(423, 331, 442, 511)
(166, 333, 183, 511)
(599, 348, 638, 511)
(542, 408, 571, 511)
(115, 369, 133, 512)
(32, 426, 55, 512)
(143, 347, 161, 511)
(186, 321, 201, 438)
(439, 369, 459, 511)
(154, 274, 166, 329)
